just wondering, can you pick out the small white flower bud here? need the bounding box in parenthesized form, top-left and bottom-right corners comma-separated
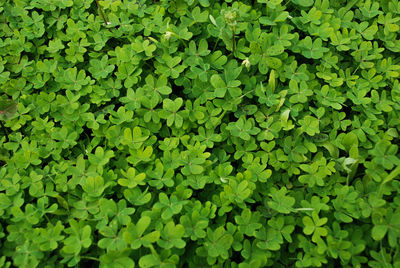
(165, 31, 172, 40)
(242, 58, 250, 68)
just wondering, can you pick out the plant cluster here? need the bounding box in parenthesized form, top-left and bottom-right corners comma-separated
(1, 0, 400, 267)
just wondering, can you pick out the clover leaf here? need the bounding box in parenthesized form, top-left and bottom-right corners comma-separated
(158, 97, 184, 128)
(88, 55, 115, 79)
(302, 211, 328, 242)
(123, 216, 160, 249)
(226, 116, 260, 141)
(202, 226, 233, 259)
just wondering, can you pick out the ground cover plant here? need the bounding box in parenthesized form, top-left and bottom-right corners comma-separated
(0, 0, 400, 267)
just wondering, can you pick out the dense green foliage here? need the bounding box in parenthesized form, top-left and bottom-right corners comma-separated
(1, 0, 400, 267)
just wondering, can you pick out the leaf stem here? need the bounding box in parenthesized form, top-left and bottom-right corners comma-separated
(213, 88, 256, 127)
(293, 207, 314, 211)
(235, 88, 256, 102)
(382, 165, 400, 185)
(283, 0, 292, 7)
(169, 32, 188, 48)
(352, 65, 360, 75)
(380, 240, 389, 267)
(378, 165, 400, 197)
(44, 214, 51, 224)
(81, 256, 100, 262)
(94, 0, 109, 26)
(231, 26, 236, 56)
(212, 37, 220, 53)
(0, 121, 8, 143)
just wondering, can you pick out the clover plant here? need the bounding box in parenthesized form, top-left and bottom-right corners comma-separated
(1, 0, 400, 267)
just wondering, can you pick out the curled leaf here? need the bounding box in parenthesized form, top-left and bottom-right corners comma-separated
(0, 98, 17, 121)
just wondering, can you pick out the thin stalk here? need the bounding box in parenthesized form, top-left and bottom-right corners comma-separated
(382, 165, 400, 185)
(171, 32, 188, 49)
(213, 88, 256, 127)
(352, 65, 360, 75)
(81, 256, 100, 262)
(0, 121, 8, 143)
(212, 37, 220, 53)
(380, 240, 389, 267)
(44, 214, 52, 224)
(378, 165, 400, 197)
(283, 0, 292, 7)
(94, 0, 109, 25)
(231, 26, 236, 56)
(234, 88, 256, 102)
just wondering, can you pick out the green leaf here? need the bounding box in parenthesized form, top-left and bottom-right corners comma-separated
(81, 176, 105, 197)
(371, 225, 388, 241)
(292, 0, 314, 7)
(88, 146, 115, 166)
(118, 167, 146, 188)
(139, 254, 160, 268)
(211, 74, 227, 98)
(268, 187, 295, 214)
(299, 115, 320, 136)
